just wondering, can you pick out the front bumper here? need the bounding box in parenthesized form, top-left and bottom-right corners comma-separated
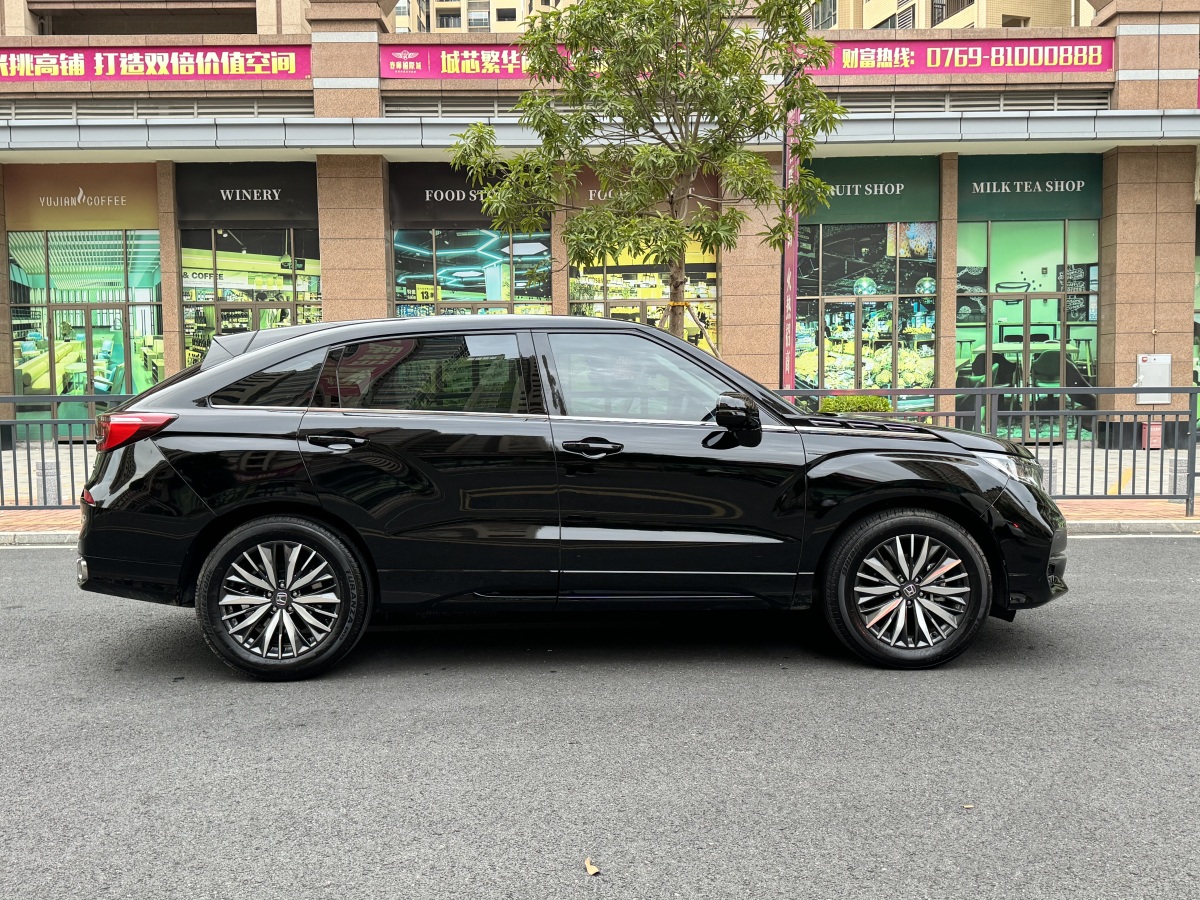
(1008, 526, 1068, 610)
(991, 481, 1069, 614)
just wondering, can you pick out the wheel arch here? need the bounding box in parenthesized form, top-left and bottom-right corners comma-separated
(175, 501, 380, 609)
(802, 495, 1008, 614)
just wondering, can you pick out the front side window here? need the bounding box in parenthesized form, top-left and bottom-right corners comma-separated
(549, 332, 729, 422)
(330, 333, 532, 414)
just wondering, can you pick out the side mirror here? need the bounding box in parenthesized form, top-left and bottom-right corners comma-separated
(715, 392, 761, 433)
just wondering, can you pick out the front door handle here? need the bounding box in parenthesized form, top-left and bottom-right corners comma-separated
(562, 438, 624, 458)
(306, 433, 367, 451)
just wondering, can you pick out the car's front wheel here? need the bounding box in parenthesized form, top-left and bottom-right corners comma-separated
(195, 517, 370, 679)
(822, 509, 992, 668)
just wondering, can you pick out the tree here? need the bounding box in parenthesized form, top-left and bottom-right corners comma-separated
(451, 0, 843, 344)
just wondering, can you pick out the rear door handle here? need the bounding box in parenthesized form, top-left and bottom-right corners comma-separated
(562, 438, 624, 458)
(306, 433, 367, 450)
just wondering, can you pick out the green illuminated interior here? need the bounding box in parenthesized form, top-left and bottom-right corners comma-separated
(9, 230, 162, 418)
(954, 220, 1098, 439)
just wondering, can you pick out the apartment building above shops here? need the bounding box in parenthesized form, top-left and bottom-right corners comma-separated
(0, 0, 1199, 414)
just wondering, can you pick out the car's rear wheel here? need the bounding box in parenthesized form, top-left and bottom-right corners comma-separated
(195, 517, 370, 680)
(822, 508, 991, 669)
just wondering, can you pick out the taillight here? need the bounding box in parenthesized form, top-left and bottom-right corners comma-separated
(80, 489, 96, 506)
(94, 412, 177, 453)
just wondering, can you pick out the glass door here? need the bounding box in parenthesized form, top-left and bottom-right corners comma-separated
(988, 294, 1066, 440)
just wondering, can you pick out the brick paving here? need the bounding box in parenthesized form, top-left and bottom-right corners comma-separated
(0, 509, 80, 532)
(1055, 499, 1194, 520)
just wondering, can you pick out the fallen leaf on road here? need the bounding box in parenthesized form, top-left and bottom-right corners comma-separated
(584, 857, 601, 876)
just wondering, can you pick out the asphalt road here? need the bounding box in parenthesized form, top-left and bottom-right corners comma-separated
(1, 538, 1197, 899)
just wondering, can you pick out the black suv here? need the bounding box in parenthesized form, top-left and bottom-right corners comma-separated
(77, 316, 1067, 678)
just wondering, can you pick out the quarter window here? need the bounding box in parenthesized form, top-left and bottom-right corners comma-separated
(329, 334, 534, 414)
(549, 333, 729, 422)
(210, 349, 327, 407)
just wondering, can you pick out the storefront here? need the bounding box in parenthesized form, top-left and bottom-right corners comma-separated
(787, 156, 940, 398)
(566, 171, 719, 352)
(176, 162, 321, 366)
(390, 163, 551, 317)
(6, 163, 162, 401)
(954, 155, 1101, 437)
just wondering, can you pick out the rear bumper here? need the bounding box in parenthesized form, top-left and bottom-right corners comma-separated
(77, 553, 187, 605)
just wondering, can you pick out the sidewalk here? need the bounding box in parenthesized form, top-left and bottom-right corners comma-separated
(2, 500, 1198, 545)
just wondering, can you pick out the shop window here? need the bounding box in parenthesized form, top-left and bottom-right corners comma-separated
(183, 227, 322, 368)
(567, 244, 719, 353)
(48, 231, 125, 304)
(1194, 238, 1200, 388)
(794, 223, 937, 401)
(393, 228, 552, 317)
(953, 220, 1098, 440)
(8, 230, 162, 402)
(820, 224, 896, 296)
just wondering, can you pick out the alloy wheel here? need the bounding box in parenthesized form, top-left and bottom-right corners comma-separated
(852, 534, 971, 650)
(219, 541, 342, 659)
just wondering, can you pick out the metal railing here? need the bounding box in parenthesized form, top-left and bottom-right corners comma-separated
(779, 387, 1199, 514)
(1, 388, 1197, 512)
(0, 395, 119, 510)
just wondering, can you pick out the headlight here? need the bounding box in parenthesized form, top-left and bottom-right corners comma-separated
(980, 453, 1044, 487)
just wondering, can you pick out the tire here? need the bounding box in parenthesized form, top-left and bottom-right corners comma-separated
(822, 508, 991, 669)
(195, 516, 371, 680)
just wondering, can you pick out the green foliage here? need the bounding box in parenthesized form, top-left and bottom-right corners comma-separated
(450, 0, 844, 335)
(818, 395, 894, 414)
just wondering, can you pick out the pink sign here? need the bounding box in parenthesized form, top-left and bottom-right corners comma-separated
(381, 38, 1113, 81)
(818, 38, 1112, 76)
(0, 46, 310, 82)
(381, 45, 529, 79)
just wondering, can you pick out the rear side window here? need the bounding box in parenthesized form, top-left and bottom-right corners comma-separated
(324, 333, 535, 414)
(210, 349, 327, 407)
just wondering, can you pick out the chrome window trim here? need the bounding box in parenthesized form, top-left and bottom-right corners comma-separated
(315, 407, 547, 419)
(548, 413, 795, 433)
(207, 403, 309, 411)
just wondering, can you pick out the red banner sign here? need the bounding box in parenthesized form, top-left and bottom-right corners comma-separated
(381, 45, 529, 79)
(0, 45, 310, 82)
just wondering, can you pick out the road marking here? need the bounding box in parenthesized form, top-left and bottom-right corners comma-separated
(1108, 467, 1135, 495)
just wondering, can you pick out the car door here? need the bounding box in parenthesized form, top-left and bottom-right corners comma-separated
(536, 329, 807, 609)
(298, 329, 560, 610)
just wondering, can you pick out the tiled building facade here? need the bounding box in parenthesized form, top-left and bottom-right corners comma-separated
(0, 0, 1199, 418)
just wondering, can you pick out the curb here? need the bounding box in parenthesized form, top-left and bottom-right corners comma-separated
(0, 532, 78, 546)
(1067, 520, 1200, 535)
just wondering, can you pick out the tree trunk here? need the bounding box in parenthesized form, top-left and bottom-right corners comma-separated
(666, 255, 687, 339)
